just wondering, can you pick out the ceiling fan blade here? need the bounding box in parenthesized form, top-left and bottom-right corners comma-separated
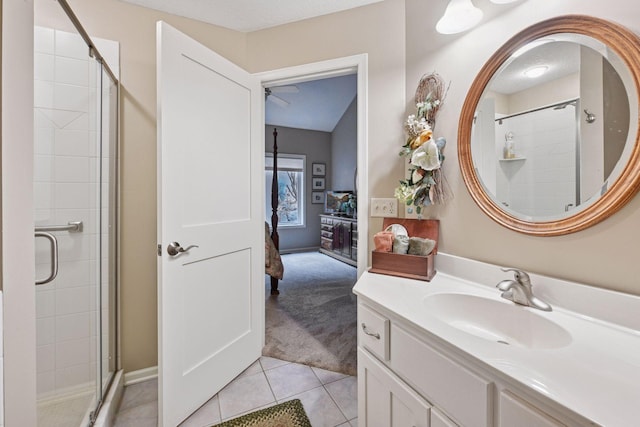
(267, 94, 290, 107)
(270, 85, 299, 94)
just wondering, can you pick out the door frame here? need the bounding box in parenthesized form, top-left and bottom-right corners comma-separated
(2, 0, 38, 425)
(255, 54, 369, 279)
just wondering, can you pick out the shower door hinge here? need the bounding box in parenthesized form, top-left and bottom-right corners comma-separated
(157, 244, 162, 256)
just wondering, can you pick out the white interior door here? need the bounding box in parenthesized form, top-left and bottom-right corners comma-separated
(157, 21, 264, 427)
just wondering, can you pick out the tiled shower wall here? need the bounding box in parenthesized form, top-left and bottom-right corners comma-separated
(33, 26, 118, 401)
(495, 106, 577, 217)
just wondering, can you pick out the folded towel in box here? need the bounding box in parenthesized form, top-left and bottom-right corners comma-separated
(408, 236, 436, 256)
(393, 235, 410, 254)
(373, 231, 394, 252)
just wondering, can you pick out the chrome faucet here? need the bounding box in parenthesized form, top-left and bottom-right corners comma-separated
(497, 268, 552, 312)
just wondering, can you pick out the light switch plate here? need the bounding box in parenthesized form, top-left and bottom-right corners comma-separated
(370, 198, 398, 217)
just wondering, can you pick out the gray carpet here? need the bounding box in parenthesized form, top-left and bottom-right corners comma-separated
(263, 251, 357, 376)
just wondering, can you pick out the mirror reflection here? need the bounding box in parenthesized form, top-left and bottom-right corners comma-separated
(471, 33, 637, 220)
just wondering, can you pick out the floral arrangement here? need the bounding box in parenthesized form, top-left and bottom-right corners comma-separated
(394, 73, 451, 214)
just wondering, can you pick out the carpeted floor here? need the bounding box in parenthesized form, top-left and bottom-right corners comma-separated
(263, 251, 357, 376)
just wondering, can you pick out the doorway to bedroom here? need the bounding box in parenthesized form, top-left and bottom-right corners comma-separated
(261, 59, 365, 377)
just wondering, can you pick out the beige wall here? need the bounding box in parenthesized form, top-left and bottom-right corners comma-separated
(406, 0, 640, 296)
(35, 0, 248, 372)
(37, 0, 640, 374)
(35, 0, 405, 372)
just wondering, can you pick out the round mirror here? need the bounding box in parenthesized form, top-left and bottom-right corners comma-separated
(459, 15, 640, 236)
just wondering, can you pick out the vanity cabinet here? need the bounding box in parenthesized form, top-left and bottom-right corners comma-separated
(357, 301, 591, 427)
(319, 214, 357, 266)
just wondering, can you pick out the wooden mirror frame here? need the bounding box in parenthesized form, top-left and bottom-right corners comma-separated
(458, 15, 640, 236)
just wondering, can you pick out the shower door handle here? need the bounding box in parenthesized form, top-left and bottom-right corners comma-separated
(167, 242, 199, 256)
(35, 231, 59, 285)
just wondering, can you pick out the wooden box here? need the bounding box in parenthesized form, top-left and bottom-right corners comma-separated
(369, 218, 439, 281)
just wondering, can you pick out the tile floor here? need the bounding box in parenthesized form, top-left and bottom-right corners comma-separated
(114, 356, 357, 427)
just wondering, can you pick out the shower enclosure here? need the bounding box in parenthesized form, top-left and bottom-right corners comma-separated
(33, 1, 119, 425)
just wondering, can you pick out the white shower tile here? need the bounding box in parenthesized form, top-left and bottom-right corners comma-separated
(54, 30, 88, 60)
(54, 183, 89, 209)
(35, 53, 55, 82)
(55, 286, 91, 316)
(34, 81, 54, 109)
(63, 113, 89, 132)
(89, 158, 99, 183)
(57, 234, 92, 263)
(55, 363, 93, 390)
(34, 155, 54, 183)
(37, 317, 56, 346)
(55, 56, 89, 87)
(89, 284, 98, 312)
(56, 312, 92, 342)
(34, 182, 54, 210)
(55, 129, 90, 156)
(37, 371, 55, 395)
(55, 260, 92, 289)
(35, 27, 55, 54)
(54, 156, 89, 183)
(36, 290, 56, 319)
(34, 209, 53, 227)
(54, 83, 89, 113)
(37, 344, 55, 373)
(34, 126, 54, 154)
(55, 338, 92, 369)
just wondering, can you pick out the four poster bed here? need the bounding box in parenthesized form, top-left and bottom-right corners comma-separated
(265, 128, 284, 295)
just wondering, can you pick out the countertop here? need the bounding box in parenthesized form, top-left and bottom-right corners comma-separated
(353, 256, 640, 427)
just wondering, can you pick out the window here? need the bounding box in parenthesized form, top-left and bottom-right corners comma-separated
(265, 153, 305, 227)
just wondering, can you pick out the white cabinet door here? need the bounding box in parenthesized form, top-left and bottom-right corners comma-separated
(499, 391, 565, 427)
(431, 408, 459, 427)
(358, 348, 430, 427)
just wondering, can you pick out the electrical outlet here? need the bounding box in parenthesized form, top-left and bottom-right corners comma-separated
(370, 198, 398, 217)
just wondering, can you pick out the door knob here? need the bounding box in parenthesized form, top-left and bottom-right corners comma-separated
(167, 242, 199, 256)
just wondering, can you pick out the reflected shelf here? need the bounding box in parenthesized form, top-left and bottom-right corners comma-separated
(499, 157, 526, 162)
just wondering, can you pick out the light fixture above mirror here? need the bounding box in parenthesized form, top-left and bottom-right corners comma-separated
(436, 0, 522, 35)
(436, 0, 483, 35)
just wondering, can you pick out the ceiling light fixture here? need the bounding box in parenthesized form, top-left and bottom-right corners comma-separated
(524, 65, 548, 78)
(436, 0, 483, 35)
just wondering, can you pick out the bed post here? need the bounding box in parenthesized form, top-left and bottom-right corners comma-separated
(270, 128, 280, 295)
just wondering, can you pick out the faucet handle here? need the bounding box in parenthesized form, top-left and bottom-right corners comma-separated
(501, 267, 531, 284)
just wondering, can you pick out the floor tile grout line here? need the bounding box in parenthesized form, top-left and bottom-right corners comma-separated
(322, 378, 352, 425)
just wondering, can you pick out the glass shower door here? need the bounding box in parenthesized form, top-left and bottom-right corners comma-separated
(34, 23, 118, 426)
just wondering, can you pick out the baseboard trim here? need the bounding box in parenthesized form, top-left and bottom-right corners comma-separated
(279, 246, 320, 255)
(124, 366, 158, 386)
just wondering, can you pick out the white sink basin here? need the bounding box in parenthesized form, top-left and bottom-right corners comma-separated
(424, 293, 572, 349)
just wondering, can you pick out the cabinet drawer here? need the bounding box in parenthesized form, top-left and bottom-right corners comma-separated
(358, 304, 390, 361)
(391, 325, 492, 427)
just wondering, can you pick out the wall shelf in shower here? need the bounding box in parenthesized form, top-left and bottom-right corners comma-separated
(499, 157, 526, 162)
